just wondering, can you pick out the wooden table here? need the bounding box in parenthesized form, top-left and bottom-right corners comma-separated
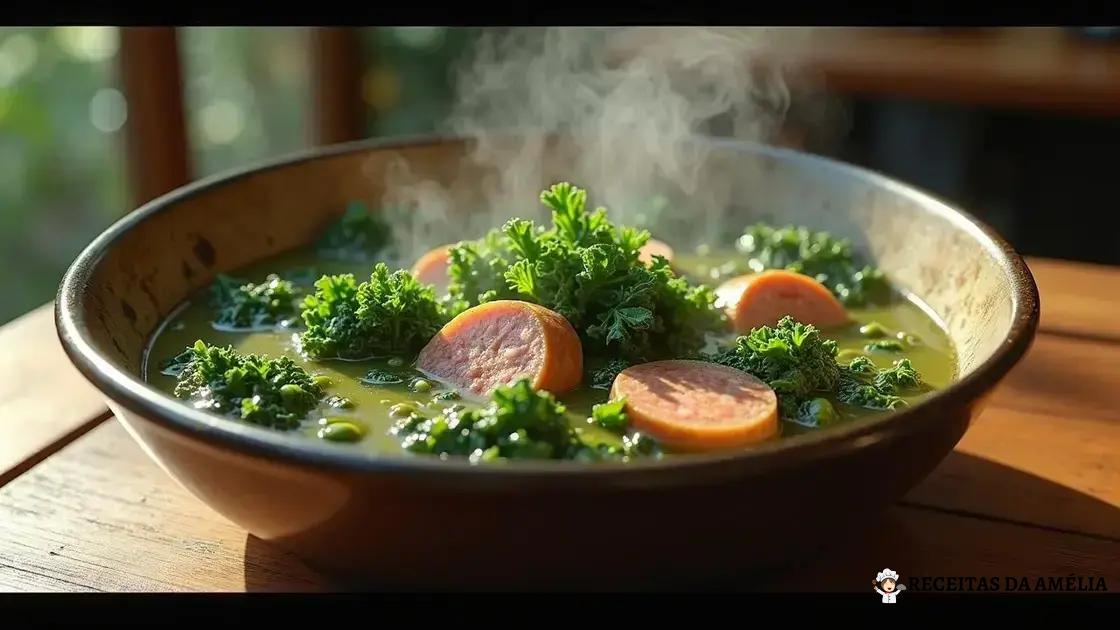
(1, 257, 1118, 592)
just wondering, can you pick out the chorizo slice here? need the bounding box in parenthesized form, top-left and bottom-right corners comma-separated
(716, 270, 849, 333)
(417, 300, 583, 397)
(610, 360, 779, 451)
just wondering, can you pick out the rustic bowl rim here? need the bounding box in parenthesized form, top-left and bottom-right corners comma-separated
(55, 134, 1040, 483)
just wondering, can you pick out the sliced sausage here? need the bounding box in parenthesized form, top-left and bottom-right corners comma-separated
(610, 360, 778, 451)
(638, 238, 674, 265)
(417, 300, 583, 397)
(411, 245, 451, 295)
(716, 270, 849, 333)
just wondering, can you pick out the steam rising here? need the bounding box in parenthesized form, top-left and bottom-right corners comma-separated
(378, 27, 812, 265)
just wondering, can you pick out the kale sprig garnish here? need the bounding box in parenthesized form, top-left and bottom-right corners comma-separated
(446, 182, 724, 361)
(709, 316, 926, 426)
(389, 378, 658, 463)
(171, 340, 324, 430)
(299, 263, 447, 360)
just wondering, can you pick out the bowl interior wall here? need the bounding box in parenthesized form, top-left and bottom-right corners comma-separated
(80, 138, 1013, 384)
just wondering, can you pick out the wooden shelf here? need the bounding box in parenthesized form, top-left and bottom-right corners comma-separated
(614, 27, 1120, 116)
(775, 28, 1120, 115)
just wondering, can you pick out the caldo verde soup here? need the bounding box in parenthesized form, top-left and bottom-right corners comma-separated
(144, 184, 957, 463)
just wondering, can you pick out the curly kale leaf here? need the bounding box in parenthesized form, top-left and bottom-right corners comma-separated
(837, 375, 906, 411)
(708, 317, 926, 422)
(736, 224, 892, 307)
(570, 432, 662, 462)
(390, 379, 576, 461)
(647, 257, 724, 358)
(297, 274, 365, 358)
(360, 368, 405, 385)
(845, 355, 878, 375)
(589, 358, 631, 390)
(315, 201, 393, 262)
(444, 229, 519, 316)
(710, 316, 840, 413)
(171, 340, 324, 430)
(299, 263, 446, 360)
(589, 398, 628, 433)
(209, 274, 301, 330)
(356, 263, 447, 352)
(389, 379, 658, 463)
(874, 358, 923, 392)
(837, 357, 924, 411)
(158, 347, 195, 377)
(447, 182, 724, 361)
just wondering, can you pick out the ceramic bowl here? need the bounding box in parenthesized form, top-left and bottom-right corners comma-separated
(56, 136, 1039, 589)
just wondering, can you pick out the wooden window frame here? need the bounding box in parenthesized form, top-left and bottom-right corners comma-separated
(117, 26, 368, 210)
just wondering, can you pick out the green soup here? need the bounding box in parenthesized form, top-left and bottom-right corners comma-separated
(144, 246, 957, 457)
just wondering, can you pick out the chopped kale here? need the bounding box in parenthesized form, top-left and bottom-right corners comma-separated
(836, 357, 924, 411)
(390, 379, 575, 461)
(736, 224, 892, 307)
(709, 316, 840, 419)
(589, 358, 631, 390)
(171, 340, 324, 430)
(389, 379, 658, 463)
(360, 368, 406, 385)
(708, 317, 927, 421)
(430, 390, 461, 402)
(589, 398, 628, 433)
(315, 201, 393, 262)
(874, 358, 923, 392)
(299, 263, 446, 360)
(865, 339, 905, 354)
(158, 347, 195, 378)
(446, 182, 724, 361)
(209, 273, 301, 330)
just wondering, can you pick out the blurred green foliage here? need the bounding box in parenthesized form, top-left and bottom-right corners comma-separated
(0, 27, 128, 326)
(180, 27, 311, 177)
(0, 26, 477, 327)
(364, 27, 481, 137)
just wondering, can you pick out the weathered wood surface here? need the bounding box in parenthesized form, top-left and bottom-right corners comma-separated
(0, 257, 1116, 592)
(0, 304, 109, 487)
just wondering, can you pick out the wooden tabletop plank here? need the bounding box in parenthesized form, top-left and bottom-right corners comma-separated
(1027, 257, 1120, 343)
(988, 331, 1120, 425)
(0, 421, 329, 593)
(0, 305, 109, 487)
(763, 504, 1119, 593)
(905, 406, 1120, 541)
(1, 419, 1116, 593)
(903, 324, 1120, 540)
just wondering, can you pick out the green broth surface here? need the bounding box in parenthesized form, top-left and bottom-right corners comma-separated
(145, 248, 958, 455)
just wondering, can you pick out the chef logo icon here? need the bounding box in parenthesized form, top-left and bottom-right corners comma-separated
(873, 568, 907, 603)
